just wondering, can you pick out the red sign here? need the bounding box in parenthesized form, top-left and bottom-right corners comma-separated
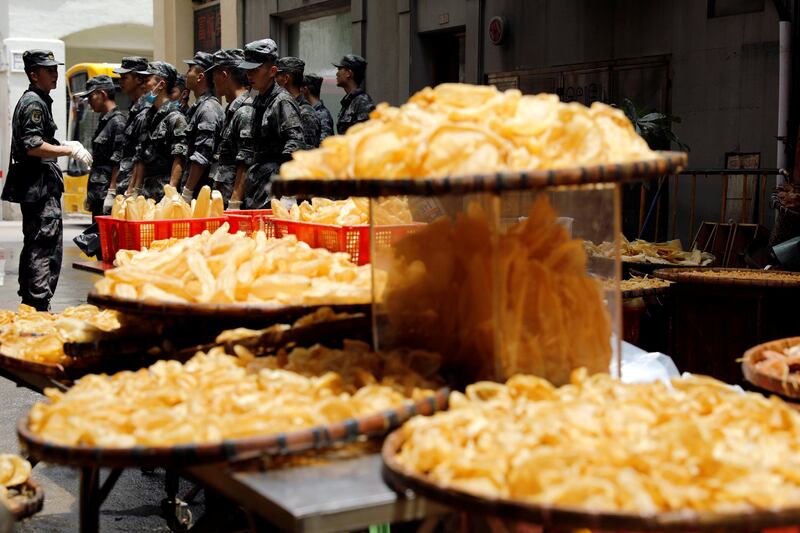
(488, 16, 506, 45)
(194, 4, 221, 53)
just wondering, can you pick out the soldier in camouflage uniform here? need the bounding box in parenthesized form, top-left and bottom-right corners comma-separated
(176, 51, 225, 204)
(236, 39, 305, 210)
(3, 50, 93, 311)
(128, 62, 188, 202)
(302, 73, 334, 142)
(207, 48, 253, 207)
(170, 74, 191, 117)
(334, 54, 375, 134)
(109, 57, 154, 200)
(276, 57, 320, 148)
(75, 75, 127, 217)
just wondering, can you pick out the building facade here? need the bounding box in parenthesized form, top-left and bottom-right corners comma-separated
(164, 0, 785, 238)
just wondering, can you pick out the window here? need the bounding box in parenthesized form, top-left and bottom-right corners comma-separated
(287, 12, 351, 121)
(708, 0, 765, 18)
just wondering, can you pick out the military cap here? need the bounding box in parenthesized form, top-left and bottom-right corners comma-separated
(276, 56, 305, 75)
(208, 48, 245, 71)
(303, 73, 323, 92)
(74, 74, 116, 97)
(144, 61, 178, 86)
(333, 54, 367, 72)
(23, 49, 63, 69)
(176, 74, 187, 88)
(239, 39, 279, 70)
(112, 56, 149, 75)
(184, 51, 215, 70)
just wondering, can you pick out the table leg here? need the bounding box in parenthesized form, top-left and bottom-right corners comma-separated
(79, 466, 99, 533)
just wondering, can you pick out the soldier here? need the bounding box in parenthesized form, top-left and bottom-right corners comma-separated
(234, 39, 305, 210)
(109, 56, 154, 201)
(333, 54, 375, 134)
(276, 57, 320, 148)
(175, 51, 225, 204)
(170, 74, 191, 116)
(302, 73, 334, 142)
(3, 50, 93, 311)
(74, 75, 126, 217)
(207, 48, 253, 206)
(127, 62, 188, 202)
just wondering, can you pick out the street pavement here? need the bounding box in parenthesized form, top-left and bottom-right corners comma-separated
(0, 219, 206, 532)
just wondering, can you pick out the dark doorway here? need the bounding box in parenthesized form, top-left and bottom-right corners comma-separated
(420, 30, 465, 86)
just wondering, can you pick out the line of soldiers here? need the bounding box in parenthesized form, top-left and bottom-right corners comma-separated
(4, 41, 375, 311)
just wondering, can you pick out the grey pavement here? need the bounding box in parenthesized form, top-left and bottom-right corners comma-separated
(0, 219, 206, 532)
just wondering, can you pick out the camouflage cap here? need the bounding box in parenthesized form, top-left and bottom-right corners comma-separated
(239, 39, 279, 70)
(303, 73, 323, 92)
(23, 49, 63, 69)
(184, 51, 215, 70)
(175, 74, 187, 88)
(333, 54, 367, 72)
(208, 48, 245, 71)
(113, 56, 149, 75)
(276, 56, 305, 75)
(144, 61, 178, 87)
(74, 74, 116, 97)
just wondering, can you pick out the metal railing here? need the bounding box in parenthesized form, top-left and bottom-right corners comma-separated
(637, 168, 788, 243)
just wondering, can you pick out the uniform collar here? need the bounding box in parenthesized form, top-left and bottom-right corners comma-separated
(313, 100, 325, 110)
(294, 93, 308, 106)
(195, 91, 217, 105)
(99, 106, 123, 123)
(341, 87, 364, 105)
(28, 84, 53, 105)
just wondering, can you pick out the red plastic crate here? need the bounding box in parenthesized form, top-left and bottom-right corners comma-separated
(96, 215, 226, 261)
(225, 209, 274, 237)
(270, 219, 422, 265)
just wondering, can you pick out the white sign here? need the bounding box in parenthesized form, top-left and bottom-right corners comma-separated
(11, 51, 25, 73)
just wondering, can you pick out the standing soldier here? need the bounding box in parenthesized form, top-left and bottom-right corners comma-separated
(276, 57, 320, 148)
(302, 73, 334, 142)
(175, 51, 225, 204)
(234, 39, 304, 210)
(3, 50, 93, 311)
(171, 74, 191, 116)
(109, 56, 154, 201)
(127, 62, 188, 201)
(75, 75, 126, 217)
(333, 54, 375, 134)
(207, 48, 253, 206)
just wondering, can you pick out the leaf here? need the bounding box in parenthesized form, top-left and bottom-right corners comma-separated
(640, 112, 668, 122)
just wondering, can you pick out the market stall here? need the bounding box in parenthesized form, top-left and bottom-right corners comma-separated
(8, 83, 800, 533)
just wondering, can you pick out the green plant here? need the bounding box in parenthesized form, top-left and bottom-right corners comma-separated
(620, 98, 690, 152)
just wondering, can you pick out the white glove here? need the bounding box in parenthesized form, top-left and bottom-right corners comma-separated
(63, 140, 93, 167)
(102, 189, 116, 214)
(181, 187, 194, 205)
(226, 200, 242, 211)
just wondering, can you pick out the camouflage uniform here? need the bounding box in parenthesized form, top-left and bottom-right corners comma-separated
(336, 88, 375, 134)
(296, 94, 321, 148)
(313, 100, 334, 142)
(85, 107, 126, 215)
(242, 81, 305, 209)
(134, 104, 188, 202)
(2, 51, 65, 311)
(114, 95, 151, 194)
(212, 91, 253, 204)
(181, 91, 225, 194)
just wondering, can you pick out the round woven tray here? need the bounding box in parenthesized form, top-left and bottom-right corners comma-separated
(87, 292, 371, 327)
(620, 284, 671, 299)
(272, 151, 687, 198)
(5, 479, 44, 520)
(653, 268, 800, 288)
(0, 351, 65, 380)
(742, 337, 800, 399)
(382, 430, 800, 531)
(19, 388, 449, 469)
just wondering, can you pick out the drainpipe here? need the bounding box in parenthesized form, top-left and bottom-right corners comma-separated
(778, 19, 791, 186)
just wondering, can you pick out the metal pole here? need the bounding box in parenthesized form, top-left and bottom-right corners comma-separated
(778, 20, 791, 185)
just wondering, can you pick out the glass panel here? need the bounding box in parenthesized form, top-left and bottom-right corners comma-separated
(287, 12, 351, 123)
(371, 185, 621, 388)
